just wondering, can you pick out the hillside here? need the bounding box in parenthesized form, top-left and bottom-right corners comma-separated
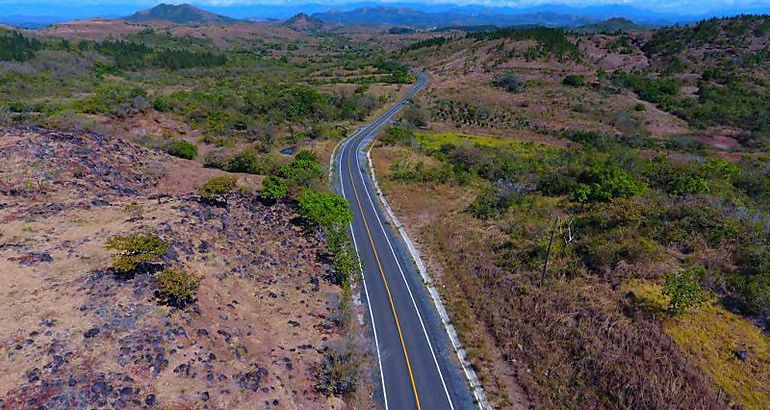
(370, 15, 770, 409)
(123, 3, 239, 25)
(0, 126, 355, 409)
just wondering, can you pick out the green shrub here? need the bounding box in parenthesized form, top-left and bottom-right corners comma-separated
(197, 176, 237, 203)
(571, 165, 645, 203)
(156, 268, 199, 307)
(166, 140, 198, 160)
(663, 268, 707, 313)
(669, 175, 709, 196)
(260, 176, 288, 200)
(296, 190, 352, 229)
(105, 233, 168, 272)
(562, 74, 585, 87)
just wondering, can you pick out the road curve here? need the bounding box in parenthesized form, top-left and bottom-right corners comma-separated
(335, 73, 478, 410)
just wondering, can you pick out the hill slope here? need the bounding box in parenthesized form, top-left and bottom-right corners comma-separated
(123, 3, 238, 25)
(0, 126, 345, 409)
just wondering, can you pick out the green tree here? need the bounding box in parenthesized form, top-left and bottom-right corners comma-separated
(280, 153, 324, 188)
(296, 190, 352, 229)
(105, 233, 168, 273)
(663, 268, 707, 313)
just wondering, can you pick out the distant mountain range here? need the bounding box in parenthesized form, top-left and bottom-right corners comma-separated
(312, 6, 600, 28)
(1, 1, 769, 29)
(122, 3, 239, 25)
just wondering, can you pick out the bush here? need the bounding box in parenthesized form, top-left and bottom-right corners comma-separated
(669, 175, 709, 196)
(197, 176, 238, 203)
(203, 148, 231, 170)
(260, 176, 288, 200)
(316, 339, 361, 396)
(571, 165, 645, 203)
(105, 233, 168, 273)
(166, 140, 198, 160)
(156, 268, 199, 307)
(494, 71, 525, 93)
(226, 150, 259, 174)
(280, 154, 324, 188)
(663, 268, 707, 313)
(294, 149, 318, 162)
(296, 190, 352, 229)
(380, 126, 415, 146)
(401, 105, 428, 128)
(562, 74, 585, 87)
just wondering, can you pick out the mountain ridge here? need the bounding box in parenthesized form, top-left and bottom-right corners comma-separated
(122, 3, 239, 25)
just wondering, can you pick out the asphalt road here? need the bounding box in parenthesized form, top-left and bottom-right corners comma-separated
(336, 73, 477, 410)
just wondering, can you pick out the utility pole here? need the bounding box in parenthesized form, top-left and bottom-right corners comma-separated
(540, 217, 559, 287)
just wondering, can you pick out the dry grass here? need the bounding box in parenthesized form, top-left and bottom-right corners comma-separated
(624, 280, 770, 410)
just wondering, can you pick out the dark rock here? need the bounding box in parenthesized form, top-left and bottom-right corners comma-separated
(91, 198, 110, 207)
(119, 387, 134, 401)
(736, 349, 749, 361)
(144, 394, 156, 406)
(201, 391, 210, 401)
(237, 365, 269, 392)
(84, 328, 100, 338)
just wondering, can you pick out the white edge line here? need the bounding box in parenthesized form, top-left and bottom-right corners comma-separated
(361, 112, 492, 408)
(353, 133, 456, 410)
(335, 134, 389, 410)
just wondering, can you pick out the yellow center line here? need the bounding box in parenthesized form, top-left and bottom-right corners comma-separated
(346, 144, 422, 410)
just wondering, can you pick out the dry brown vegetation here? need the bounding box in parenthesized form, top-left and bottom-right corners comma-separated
(0, 126, 370, 409)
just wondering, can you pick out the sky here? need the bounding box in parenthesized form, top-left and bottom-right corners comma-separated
(1, 0, 769, 22)
(1, 0, 769, 10)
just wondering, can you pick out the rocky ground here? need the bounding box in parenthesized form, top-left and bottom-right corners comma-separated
(0, 127, 350, 409)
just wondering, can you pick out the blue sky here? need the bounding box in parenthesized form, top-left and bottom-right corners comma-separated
(1, 0, 769, 20)
(1, 0, 769, 9)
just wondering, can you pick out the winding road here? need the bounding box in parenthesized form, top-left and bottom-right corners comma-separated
(335, 73, 480, 410)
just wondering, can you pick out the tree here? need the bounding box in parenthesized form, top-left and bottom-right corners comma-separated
(401, 105, 428, 128)
(280, 153, 324, 188)
(197, 176, 238, 203)
(296, 190, 352, 229)
(663, 268, 707, 313)
(260, 176, 288, 200)
(105, 233, 168, 273)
